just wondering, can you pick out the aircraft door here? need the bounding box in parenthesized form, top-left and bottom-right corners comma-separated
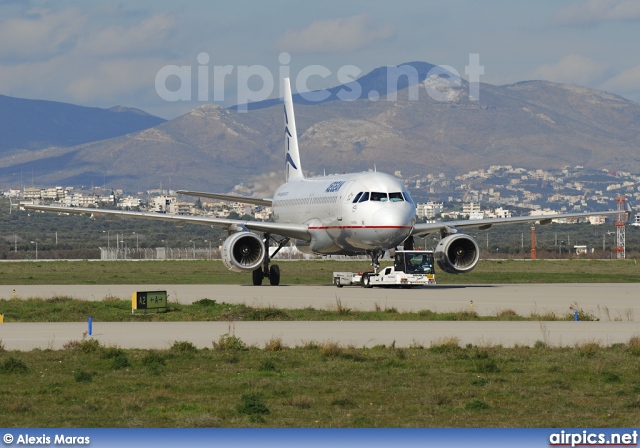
(336, 180, 355, 222)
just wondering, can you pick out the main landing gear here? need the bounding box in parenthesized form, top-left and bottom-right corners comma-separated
(252, 233, 290, 286)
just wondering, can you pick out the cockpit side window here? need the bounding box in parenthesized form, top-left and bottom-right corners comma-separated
(389, 192, 404, 202)
(402, 189, 415, 205)
(353, 192, 363, 203)
(370, 192, 388, 202)
(358, 192, 370, 203)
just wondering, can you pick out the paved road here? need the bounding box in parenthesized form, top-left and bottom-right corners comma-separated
(1, 320, 638, 351)
(1, 284, 638, 350)
(4, 283, 639, 318)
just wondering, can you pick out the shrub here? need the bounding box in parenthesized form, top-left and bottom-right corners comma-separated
(319, 341, 342, 358)
(74, 370, 93, 382)
(475, 358, 500, 373)
(213, 334, 246, 351)
(0, 356, 28, 374)
(193, 298, 217, 307)
(577, 341, 601, 358)
(259, 358, 277, 372)
(111, 353, 130, 370)
(601, 371, 621, 383)
(237, 393, 270, 418)
(429, 337, 461, 353)
(466, 399, 490, 410)
(142, 351, 166, 367)
(171, 341, 198, 354)
(79, 339, 101, 353)
(626, 336, 640, 356)
(100, 346, 125, 359)
(264, 337, 286, 352)
(331, 397, 355, 408)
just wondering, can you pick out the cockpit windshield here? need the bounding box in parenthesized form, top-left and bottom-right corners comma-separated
(370, 192, 388, 202)
(353, 191, 407, 203)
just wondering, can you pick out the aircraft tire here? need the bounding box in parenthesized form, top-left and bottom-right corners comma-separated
(269, 265, 280, 286)
(252, 268, 263, 286)
(361, 273, 372, 288)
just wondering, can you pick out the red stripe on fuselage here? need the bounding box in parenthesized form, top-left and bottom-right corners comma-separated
(308, 226, 412, 230)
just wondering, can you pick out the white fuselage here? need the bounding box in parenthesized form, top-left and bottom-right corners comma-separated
(272, 171, 416, 255)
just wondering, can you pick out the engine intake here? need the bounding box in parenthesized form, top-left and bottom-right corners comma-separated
(222, 232, 265, 272)
(435, 234, 480, 274)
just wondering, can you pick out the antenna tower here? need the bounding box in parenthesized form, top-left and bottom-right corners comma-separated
(531, 225, 537, 260)
(614, 195, 626, 259)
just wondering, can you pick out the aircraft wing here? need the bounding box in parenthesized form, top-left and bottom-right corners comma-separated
(412, 210, 627, 237)
(176, 190, 272, 207)
(23, 205, 310, 241)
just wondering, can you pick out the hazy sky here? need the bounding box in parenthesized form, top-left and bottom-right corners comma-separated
(1, 0, 639, 119)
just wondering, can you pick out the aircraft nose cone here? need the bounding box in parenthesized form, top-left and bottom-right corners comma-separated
(372, 204, 415, 246)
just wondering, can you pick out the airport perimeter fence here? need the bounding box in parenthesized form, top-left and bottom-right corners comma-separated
(98, 247, 373, 261)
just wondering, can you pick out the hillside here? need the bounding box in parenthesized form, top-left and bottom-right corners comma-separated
(0, 62, 638, 193)
(0, 95, 165, 153)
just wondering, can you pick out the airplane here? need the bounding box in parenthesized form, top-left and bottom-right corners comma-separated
(24, 78, 627, 285)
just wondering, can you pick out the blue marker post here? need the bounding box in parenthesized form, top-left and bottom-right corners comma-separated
(573, 311, 579, 321)
(88, 317, 93, 335)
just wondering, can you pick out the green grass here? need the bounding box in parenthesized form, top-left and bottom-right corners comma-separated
(0, 259, 639, 285)
(1, 338, 640, 427)
(0, 297, 593, 322)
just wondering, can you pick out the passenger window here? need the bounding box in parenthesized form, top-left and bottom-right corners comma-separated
(353, 192, 363, 203)
(358, 192, 370, 202)
(389, 192, 404, 202)
(371, 192, 388, 202)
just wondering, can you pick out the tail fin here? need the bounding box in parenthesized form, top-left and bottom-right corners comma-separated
(283, 78, 304, 182)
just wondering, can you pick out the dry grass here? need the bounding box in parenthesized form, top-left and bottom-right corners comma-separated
(2, 338, 640, 427)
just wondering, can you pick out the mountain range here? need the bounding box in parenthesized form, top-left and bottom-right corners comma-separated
(1, 61, 639, 195)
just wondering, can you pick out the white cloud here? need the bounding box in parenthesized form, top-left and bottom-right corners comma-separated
(532, 54, 608, 86)
(601, 64, 640, 93)
(74, 13, 177, 57)
(0, 7, 183, 111)
(554, 0, 640, 25)
(0, 7, 87, 60)
(276, 14, 394, 54)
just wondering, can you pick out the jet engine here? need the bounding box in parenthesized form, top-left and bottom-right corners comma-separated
(435, 234, 480, 274)
(221, 232, 265, 272)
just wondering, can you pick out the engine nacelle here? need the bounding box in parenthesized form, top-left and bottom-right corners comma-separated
(221, 232, 265, 272)
(435, 234, 480, 274)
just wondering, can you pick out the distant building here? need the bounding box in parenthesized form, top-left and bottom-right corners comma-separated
(462, 202, 481, 217)
(416, 202, 443, 220)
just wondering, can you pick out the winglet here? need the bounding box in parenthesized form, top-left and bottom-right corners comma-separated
(283, 78, 304, 182)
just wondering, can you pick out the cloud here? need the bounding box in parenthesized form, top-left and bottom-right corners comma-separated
(276, 14, 394, 54)
(0, 7, 87, 60)
(554, 0, 640, 25)
(74, 13, 177, 57)
(532, 54, 608, 86)
(601, 64, 640, 93)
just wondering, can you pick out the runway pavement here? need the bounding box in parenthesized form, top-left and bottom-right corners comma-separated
(1, 284, 639, 350)
(4, 283, 639, 317)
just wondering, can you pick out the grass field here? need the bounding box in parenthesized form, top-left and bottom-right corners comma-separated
(0, 258, 639, 285)
(1, 338, 640, 427)
(2, 259, 638, 428)
(0, 297, 592, 322)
